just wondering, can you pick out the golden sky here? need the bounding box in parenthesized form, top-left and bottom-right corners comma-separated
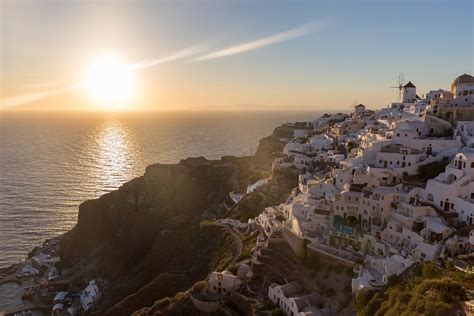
(1, 1, 472, 111)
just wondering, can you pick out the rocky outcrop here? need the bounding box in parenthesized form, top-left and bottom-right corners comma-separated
(253, 125, 292, 168)
(58, 124, 291, 314)
(60, 158, 239, 313)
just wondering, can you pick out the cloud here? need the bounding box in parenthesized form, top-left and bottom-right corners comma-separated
(19, 81, 70, 90)
(129, 44, 208, 70)
(0, 18, 330, 109)
(192, 18, 330, 62)
(1, 84, 80, 109)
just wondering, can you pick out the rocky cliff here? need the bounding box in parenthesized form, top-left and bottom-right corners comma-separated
(58, 126, 289, 314)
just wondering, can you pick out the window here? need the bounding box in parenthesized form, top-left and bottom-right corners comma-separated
(471, 162, 474, 168)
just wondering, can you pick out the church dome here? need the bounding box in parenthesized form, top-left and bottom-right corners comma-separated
(451, 73, 474, 91)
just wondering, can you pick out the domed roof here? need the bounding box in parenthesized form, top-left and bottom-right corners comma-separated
(451, 73, 474, 91)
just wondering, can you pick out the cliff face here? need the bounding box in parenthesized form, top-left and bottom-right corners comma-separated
(253, 125, 291, 168)
(60, 157, 239, 313)
(58, 125, 291, 314)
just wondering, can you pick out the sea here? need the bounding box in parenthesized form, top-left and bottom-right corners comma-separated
(0, 110, 318, 271)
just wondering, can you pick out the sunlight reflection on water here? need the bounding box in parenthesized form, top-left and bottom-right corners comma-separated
(0, 111, 316, 268)
(91, 119, 140, 192)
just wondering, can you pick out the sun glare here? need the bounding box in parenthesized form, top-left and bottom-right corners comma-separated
(83, 56, 135, 109)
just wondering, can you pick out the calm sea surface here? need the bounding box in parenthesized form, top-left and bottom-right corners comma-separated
(0, 111, 317, 270)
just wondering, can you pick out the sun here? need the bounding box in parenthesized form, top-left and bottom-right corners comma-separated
(82, 56, 135, 109)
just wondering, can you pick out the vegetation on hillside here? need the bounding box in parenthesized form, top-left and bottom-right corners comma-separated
(355, 262, 471, 316)
(403, 159, 450, 184)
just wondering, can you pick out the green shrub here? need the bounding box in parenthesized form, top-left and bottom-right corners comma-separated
(355, 263, 467, 316)
(422, 262, 441, 279)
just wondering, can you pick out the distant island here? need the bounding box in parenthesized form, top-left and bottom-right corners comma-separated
(1, 73, 474, 316)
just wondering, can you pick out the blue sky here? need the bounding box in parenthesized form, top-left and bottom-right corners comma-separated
(1, 0, 473, 110)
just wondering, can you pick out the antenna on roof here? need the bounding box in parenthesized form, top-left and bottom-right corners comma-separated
(390, 73, 405, 101)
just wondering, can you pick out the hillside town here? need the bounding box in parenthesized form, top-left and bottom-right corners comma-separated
(194, 73, 474, 315)
(1, 73, 473, 316)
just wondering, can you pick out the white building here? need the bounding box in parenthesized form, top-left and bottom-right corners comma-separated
(426, 89, 450, 104)
(423, 152, 474, 224)
(309, 133, 334, 151)
(353, 104, 366, 117)
(352, 255, 409, 295)
(208, 271, 242, 295)
(402, 81, 417, 104)
(392, 119, 461, 155)
(457, 121, 474, 148)
(258, 207, 284, 237)
(80, 280, 101, 311)
(374, 144, 426, 169)
(451, 73, 474, 107)
(268, 282, 326, 316)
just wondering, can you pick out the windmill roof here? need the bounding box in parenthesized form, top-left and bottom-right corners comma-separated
(403, 81, 416, 88)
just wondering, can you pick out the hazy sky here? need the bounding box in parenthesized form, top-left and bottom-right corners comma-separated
(1, 0, 473, 111)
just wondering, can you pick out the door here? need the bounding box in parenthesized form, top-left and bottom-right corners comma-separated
(444, 200, 450, 212)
